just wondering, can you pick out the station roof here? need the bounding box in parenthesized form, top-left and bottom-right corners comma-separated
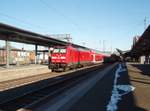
(131, 25, 150, 56)
(0, 23, 88, 49)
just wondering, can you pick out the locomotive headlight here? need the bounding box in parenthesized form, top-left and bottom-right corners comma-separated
(60, 57, 66, 59)
(50, 47, 54, 51)
(50, 47, 54, 52)
(52, 57, 57, 59)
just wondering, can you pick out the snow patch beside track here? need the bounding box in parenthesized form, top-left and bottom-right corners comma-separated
(106, 63, 135, 111)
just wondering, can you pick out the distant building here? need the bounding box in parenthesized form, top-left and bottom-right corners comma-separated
(0, 44, 50, 66)
(0, 46, 33, 65)
(0, 46, 18, 65)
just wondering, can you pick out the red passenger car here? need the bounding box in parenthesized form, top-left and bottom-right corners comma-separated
(91, 51, 104, 63)
(77, 48, 92, 66)
(49, 45, 104, 71)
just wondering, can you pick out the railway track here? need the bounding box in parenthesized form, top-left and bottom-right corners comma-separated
(0, 72, 57, 91)
(0, 64, 103, 91)
(0, 64, 109, 111)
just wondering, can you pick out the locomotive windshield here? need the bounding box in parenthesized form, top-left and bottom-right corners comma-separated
(53, 48, 66, 53)
(53, 49, 59, 53)
(60, 49, 66, 53)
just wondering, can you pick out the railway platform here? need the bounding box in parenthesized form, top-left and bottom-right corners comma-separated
(0, 64, 51, 82)
(0, 64, 105, 92)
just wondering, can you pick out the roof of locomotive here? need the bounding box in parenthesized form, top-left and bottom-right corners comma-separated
(53, 45, 91, 50)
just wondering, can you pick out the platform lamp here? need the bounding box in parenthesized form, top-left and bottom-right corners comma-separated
(50, 47, 54, 52)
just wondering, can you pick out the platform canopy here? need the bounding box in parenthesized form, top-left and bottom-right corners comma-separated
(130, 25, 150, 57)
(0, 23, 88, 49)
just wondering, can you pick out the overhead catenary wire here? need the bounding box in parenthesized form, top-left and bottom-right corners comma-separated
(0, 1, 91, 49)
(39, 0, 81, 31)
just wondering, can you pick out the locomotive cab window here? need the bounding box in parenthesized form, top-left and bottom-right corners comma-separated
(60, 49, 66, 53)
(53, 49, 60, 53)
(53, 48, 66, 53)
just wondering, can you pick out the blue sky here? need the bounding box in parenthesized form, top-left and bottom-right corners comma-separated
(0, 0, 149, 51)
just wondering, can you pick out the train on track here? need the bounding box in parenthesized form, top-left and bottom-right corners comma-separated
(49, 45, 104, 71)
(103, 54, 121, 63)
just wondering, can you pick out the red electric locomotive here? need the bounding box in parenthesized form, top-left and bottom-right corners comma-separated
(50, 45, 79, 71)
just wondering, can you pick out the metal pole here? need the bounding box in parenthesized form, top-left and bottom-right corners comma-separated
(48, 46, 51, 69)
(99, 40, 101, 51)
(6, 40, 10, 68)
(35, 45, 38, 64)
(103, 40, 105, 52)
(43, 51, 45, 64)
(144, 17, 147, 30)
